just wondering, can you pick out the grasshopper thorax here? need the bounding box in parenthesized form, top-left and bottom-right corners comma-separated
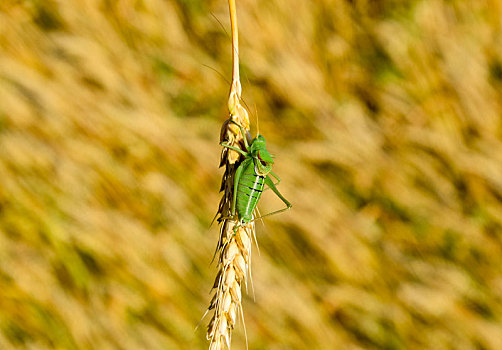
(251, 135, 274, 176)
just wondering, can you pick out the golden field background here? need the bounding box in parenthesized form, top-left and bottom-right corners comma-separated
(1, 0, 502, 349)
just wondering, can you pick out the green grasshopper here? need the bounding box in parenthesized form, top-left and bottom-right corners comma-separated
(220, 121, 292, 233)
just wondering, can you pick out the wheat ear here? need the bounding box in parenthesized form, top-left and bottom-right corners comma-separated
(206, 1, 253, 349)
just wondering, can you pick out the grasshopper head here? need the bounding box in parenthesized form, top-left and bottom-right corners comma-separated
(251, 135, 274, 175)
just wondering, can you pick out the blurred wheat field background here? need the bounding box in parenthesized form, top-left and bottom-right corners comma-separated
(1, 0, 502, 349)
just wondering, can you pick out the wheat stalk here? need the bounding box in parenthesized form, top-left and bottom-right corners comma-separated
(206, 1, 253, 349)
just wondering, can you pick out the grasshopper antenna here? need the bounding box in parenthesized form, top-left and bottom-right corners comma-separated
(255, 104, 260, 135)
(210, 12, 229, 38)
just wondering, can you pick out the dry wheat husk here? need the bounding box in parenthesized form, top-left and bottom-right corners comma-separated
(206, 1, 254, 348)
(207, 83, 253, 349)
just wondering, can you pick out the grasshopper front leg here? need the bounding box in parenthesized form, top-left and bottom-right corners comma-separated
(226, 120, 251, 150)
(220, 142, 248, 157)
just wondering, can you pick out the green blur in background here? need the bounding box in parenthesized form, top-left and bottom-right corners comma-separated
(1, 0, 502, 349)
